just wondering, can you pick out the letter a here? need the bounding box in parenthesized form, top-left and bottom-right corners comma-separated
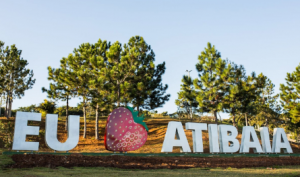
(272, 128, 293, 153)
(161, 121, 191, 152)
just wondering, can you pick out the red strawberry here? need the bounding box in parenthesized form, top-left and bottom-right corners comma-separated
(104, 107, 148, 152)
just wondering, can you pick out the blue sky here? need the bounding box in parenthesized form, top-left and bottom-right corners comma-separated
(1, 1, 300, 118)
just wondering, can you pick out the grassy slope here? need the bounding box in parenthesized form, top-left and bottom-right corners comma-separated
(1, 117, 300, 153)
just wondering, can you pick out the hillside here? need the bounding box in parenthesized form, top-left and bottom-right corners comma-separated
(1, 117, 300, 153)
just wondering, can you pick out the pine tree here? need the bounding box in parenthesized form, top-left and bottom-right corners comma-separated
(255, 74, 280, 128)
(280, 63, 300, 124)
(142, 62, 170, 111)
(223, 63, 245, 127)
(193, 42, 230, 123)
(175, 75, 198, 120)
(0, 41, 35, 118)
(0, 41, 6, 111)
(88, 39, 113, 139)
(42, 65, 76, 130)
(224, 63, 264, 127)
(60, 43, 94, 138)
(105, 41, 136, 107)
(237, 73, 260, 126)
(124, 36, 170, 113)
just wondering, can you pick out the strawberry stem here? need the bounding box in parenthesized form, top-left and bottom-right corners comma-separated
(126, 106, 149, 132)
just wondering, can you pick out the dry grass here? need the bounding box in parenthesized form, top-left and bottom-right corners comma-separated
(1, 117, 300, 153)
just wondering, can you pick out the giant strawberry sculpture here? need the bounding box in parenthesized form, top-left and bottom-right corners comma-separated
(104, 107, 148, 152)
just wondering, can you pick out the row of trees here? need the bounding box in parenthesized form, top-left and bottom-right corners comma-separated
(0, 41, 36, 118)
(42, 36, 170, 139)
(15, 101, 83, 117)
(176, 42, 300, 140)
(176, 43, 280, 128)
(2, 39, 299, 140)
(280, 64, 300, 139)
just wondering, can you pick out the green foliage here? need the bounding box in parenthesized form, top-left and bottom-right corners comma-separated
(0, 120, 13, 149)
(124, 36, 170, 112)
(88, 39, 114, 137)
(36, 99, 56, 117)
(39, 129, 45, 140)
(0, 41, 35, 118)
(42, 59, 77, 119)
(225, 70, 280, 128)
(142, 61, 170, 111)
(280, 63, 300, 124)
(15, 104, 38, 112)
(254, 74, 281, 127)
(105, 41, 133, 107)
(88, 39, 113, 139)
(184, 42, 280, 127)
(193, 42, 231, 122)
(280, 63, 300, 136)
(140, 110, 151, 118)
(59, 42, 101, 138)
(223, 64, 267, 127)
(0, 107, 5, 117)
(161, 111, 168, 116)
(176, 75, 198, 120)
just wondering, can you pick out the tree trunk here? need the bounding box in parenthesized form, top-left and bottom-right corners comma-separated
(137, 105, 140, 116)
(265, 116, 268, 128)
(89, 105, 91, 117)
(214, 111, 218, 123)
(5, 94, 8, 118)
(8, 73, 13, 118)
(65, 97, 69, 131)
(0, 96, 2, 117)
(190, 105, 193, 121)
(232, 113, 236, 127)
(117, 81, 120, 107)
(95, 103, 99, 140)
(83, 99, 87, 139)
(8, 97, 12, 118)
(245, 113, 248, 126)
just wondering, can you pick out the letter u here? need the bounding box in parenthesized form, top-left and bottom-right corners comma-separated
(45, 114, 80, 151)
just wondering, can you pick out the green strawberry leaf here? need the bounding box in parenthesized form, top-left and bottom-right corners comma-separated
(126, 106, 148, 132)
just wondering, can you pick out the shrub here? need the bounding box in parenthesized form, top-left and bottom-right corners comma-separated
(0, 120, 14, 149)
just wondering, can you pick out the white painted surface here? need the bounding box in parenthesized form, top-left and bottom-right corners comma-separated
(12, 112, 41, 151)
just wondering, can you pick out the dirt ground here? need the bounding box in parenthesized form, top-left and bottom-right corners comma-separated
(8, 154, 300, 169)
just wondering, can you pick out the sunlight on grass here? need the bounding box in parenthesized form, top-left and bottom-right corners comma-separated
(1, 166, 300, 177)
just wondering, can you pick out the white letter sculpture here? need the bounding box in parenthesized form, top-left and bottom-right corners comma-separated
(12, 112, 41, 151)
(208, 124, 220, 153)
(161, 121, 191, 152)
(272, 128, 293, 153)
(240, 126, 263, 153)
(218, 125, 239, 153)
(260, 127, 272, 153)
(185, 123, 207, 153)
(45, 114, 80, 151)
